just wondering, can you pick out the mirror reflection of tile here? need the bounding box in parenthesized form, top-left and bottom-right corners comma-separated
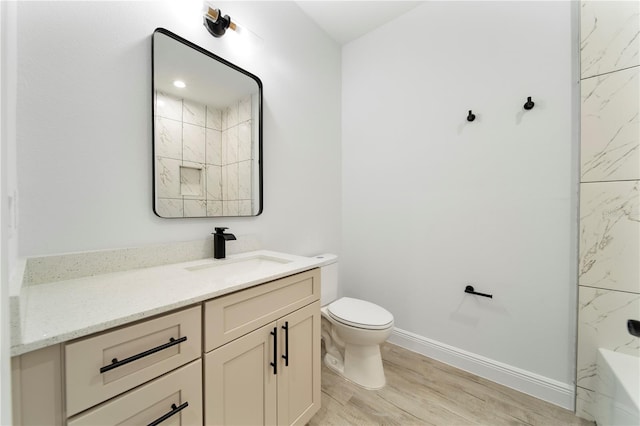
(179, 166, 203, 197)
(155, 91, 254, 217)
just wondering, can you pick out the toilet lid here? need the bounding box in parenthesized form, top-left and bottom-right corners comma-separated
(327, 297, 394, 330)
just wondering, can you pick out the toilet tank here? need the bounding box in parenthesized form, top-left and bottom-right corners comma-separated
(315, 254, 338, 306)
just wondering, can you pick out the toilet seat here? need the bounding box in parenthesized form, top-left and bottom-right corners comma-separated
(327, 297, 393, 330)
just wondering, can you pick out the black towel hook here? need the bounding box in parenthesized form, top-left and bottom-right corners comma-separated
(523, 96, 535, 110)
(467, 110, 476, 122)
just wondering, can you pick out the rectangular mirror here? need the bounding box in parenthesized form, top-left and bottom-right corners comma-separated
(152, 28, 262, 218)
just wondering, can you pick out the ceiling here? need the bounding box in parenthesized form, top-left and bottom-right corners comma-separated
(295, 1, 425, 45)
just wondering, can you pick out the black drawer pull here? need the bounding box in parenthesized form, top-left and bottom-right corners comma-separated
(99, 336, 187, 374)
(147, 402, 189, 426)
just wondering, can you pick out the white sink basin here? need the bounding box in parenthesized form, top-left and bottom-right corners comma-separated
(185, 254, 292, 274)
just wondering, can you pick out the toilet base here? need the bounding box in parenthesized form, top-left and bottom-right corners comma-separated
(324, 343, 386, 390)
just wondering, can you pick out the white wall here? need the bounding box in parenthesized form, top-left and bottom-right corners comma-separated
(1, 0, 18, 421)
(342, 0, 577, 395)
(7, 0, 581, 415)
(15, 1, 341, 258)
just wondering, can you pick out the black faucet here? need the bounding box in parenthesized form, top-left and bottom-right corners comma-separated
(213, 227, 236, 259)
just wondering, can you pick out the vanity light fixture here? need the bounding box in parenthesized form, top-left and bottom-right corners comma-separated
(173, 80, 186, 88)
(203, 4, 237, 38)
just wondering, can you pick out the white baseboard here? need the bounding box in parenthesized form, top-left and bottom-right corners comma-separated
(387, 327, 575, 410)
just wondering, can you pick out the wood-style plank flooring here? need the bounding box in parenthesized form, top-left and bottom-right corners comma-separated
(309, 343, 593, 426)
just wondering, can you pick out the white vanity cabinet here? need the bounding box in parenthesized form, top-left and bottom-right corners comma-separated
(11, 306, 203, 426)
(11, 266, 322, 426)
(203, 269, 321, 426)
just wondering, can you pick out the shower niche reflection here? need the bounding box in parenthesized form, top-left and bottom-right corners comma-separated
(152, 28, 262, 218)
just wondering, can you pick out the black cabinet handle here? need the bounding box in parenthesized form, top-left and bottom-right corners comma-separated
(99, 336, 187, 374)
(147, 402, 189, 426)
(282, 322, 289, 367)
(270, 327, 277, 375)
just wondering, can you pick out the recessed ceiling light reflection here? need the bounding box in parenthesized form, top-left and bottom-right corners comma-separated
(173, 80, 186, 88)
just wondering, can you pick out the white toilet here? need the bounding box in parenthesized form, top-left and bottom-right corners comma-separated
(318, 255, 394, 389)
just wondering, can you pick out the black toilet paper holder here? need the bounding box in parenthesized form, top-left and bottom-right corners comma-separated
(465, 285, 493, 299)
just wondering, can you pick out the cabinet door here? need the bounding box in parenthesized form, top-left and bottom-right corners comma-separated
(204, 322, 277, 426)
(67, 359, 202, 426)
(277, 302, 321, 426)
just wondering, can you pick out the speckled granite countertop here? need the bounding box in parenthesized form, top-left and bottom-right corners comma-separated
(11, 250, 333, 356)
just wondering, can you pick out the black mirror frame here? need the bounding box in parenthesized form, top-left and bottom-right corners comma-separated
(151, 27, 263, 218)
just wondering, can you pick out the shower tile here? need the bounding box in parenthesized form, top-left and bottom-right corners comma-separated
(206, 165, 222, 201)
(238, 121, 252, 162)
(154, 117, 182, 160)
(581, 66, 639, 182)
(225, 163, 239, 200)
(239, 96, 252, 123)
(155, 198, 183, 218)
(207, 200, 223, 216)
(238, 160, 252, 200)
(179, 162, 204, 198)
(183, 123, 206, 163)
(221, 129, 228, 165)
(226, 125, 239, 164)
(206, 128, 222, 165)
(576, 286, 640, 392)
(239, 200, 252, 216)
(579, 180, 639, 293)
(226, 102, 239, 129)
(575, 386, 596, 422)
(223, 200, 239, 216)
(183, 99, 206, 126)
(155, 157, 181, 199)
(581, 0, 640, 79)
(184, 199, 206, 217)
(156, 91, 182, 121)
(221, 165, 227, 201)
(206, 106, 222, 130)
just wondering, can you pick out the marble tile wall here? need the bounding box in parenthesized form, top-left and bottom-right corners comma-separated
(154, 92, 254, 217)
(580, 0, 640, 79)
(576, 0, 639, 421)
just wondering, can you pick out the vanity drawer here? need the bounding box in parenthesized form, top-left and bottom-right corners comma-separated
(204, 268, 320, 352)
(65, 306, 201, 417)
(67, 359, 202, 426)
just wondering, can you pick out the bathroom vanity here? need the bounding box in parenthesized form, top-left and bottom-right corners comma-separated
(10, 250, 325, 426)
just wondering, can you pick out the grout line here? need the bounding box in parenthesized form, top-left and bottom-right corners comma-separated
(580, 178, 640, 184)
(580, 64, 639, 81)
(578, 284, 640, 296)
